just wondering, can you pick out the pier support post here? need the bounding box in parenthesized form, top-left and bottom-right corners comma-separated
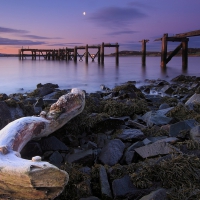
(115, 43, 119, 64)
(74, 46, 77, 62)
(18, 50, 21, 60)
(85, 44, 88, 63)
(161, 33, 168, 68)
(182, 38, 189, 69)
(66, 48, 68, 61)
(98, 46, 100, 63)
(140, 40, 149, 66)
(101, 42, 104, 64)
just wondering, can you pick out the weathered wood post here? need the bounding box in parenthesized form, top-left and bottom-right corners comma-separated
(74, 46, 77, 62)
(161, 33, 168, 68)
(101, 42, 104, 64)
(115, 42, 119, 64)
(182, 38, 189, 69)
(18, 49, 21, 60)
(66, 48, 68, 61)
(98, 46, 101, 63)
(85, 44, 88, 63)
(140, 40, 149, 66)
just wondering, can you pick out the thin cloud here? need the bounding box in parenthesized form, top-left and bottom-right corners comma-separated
(0, 27, 28, 34)
(0, 37, 46, 45)
(48, 42, 83, 47)
(23, 35, 62, 40)
(106, 30, 138, 36)
(88, 6, 147, 29)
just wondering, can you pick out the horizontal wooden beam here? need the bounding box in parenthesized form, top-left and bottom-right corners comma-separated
(167, 37, 189, 42)
(139, 39, 149, 42)
(154, 38, 162, 41)
(176, 29, 200, 38)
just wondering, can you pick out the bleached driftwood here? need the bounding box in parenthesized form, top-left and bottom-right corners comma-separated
(0, 88, 85, 200)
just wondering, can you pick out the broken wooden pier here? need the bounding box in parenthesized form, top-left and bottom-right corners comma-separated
(155, 29, 200, 68)
(19, 42, 119, 64)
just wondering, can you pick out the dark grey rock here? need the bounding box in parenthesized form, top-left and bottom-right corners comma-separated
(135, 142, 179, 158)
(139, 188, 167, 200)
(169, 119, 198, 137)
(159, 103, 170, 110)
(185, 93, 200, 105)
(49, 151, 63, 168)
(79, 197, 100, 200)
(99, 166, 113, 199)
(127, 141, 144, 151)
(161, 85, 174, 95)
(39, 136, 69, 151)
(65, 149, 94, 166)
(79, 167, 91, 175)
(117, 129, 145, 141)
(190, 125, 200, 143)
(0, 93, 8, 100)
(142, 107, 173, 127)
(142, 138, 152, 145)
(21, 141, 42, 159)
(124, 150, 135, 164)
(145, 95, 162, 104)
(112, 175, 140, 199)
(146, 136, 168, 143)
(99, 139, 125, 166)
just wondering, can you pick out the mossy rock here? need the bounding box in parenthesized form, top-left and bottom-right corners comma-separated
(161, 96, 178, 107)
(27, 89, 39, 97)
(52, 90, 68, 99)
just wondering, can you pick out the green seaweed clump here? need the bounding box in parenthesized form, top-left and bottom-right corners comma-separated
(161, 96, 178, 107)
(56, 163, 91, 200)
(27, 89, 39, 97)
(166, 104, 197, 121)
(142, 126, 168, 137)
(52, 90, 68, 99)
(130, 153, 200, 200)
(5, 98, 17, 107)
(102, 99, 148, 117)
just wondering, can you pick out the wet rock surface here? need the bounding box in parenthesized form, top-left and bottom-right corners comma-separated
(2, 75, 200, 199)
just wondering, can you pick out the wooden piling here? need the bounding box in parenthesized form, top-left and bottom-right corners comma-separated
(101, 42, 104, 63)
(98, 46, 100, 63)
(74, 46, 77, 62)
(161, 34, 168, 68)
(115, 43, 119, 64)
(140, 40, 149, 66)
(85, 44, 88, 63)
(182, 38, 189, 69)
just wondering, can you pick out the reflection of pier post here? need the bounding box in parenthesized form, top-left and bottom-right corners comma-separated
(85, 44, 88, 63)
(98, 46, 100, 63)
(18, 50, 22, 60)
(115, 43, 119, 64)
(74, 46, 77, 62)
(182, 38, 189, 69)
(139, 39, 149, 66)
(161, 33, 168, 68)
(101, 42, 104, 64)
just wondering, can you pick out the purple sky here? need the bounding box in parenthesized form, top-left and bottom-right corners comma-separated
(0, 0, 200, 54)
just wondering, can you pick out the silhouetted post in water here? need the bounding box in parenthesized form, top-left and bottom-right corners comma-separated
(74, 46, 77, 62)
(98, 46, 100, 63)
(182, 38, 189, 69)
(101, 42, 104, 64)
(115, 43, 119, 64)
(18, 50, 21, 60)
(85, 44, 88, 63)
(161, 33, 168, 68)
(66, 48, 68, 61)
(139, 39, 149, 66)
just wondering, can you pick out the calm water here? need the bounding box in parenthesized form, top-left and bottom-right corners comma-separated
(0, 56, 200, 95)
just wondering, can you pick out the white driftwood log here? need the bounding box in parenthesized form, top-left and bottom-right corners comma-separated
(0, 88, 85, 200)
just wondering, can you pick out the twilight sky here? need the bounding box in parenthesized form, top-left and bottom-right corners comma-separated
(0, 0, 200, 54)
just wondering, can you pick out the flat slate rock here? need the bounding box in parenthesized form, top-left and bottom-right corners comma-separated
(185, 93, 200, 105)
(142, 107, 173, 127)
(139, 188, 167, 200)
(117, 129, 145, 141)
(134, 142, 179, 158)
(49, 151, 63, 168)
(169, 119, 198, 137)
(39, 136, 69, 151)
(99, 166, 113, 199)
(190, 125, 200, 143)
(65, 149, 94, 166)
(99, 139, 125, 166)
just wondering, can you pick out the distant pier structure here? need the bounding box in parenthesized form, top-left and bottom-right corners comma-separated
(18, 42, 119, 64)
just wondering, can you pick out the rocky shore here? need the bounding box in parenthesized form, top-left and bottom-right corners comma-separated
(1, 75, 200, 200)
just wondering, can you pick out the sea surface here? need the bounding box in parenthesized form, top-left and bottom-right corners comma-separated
(0, 56, 200, 95)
